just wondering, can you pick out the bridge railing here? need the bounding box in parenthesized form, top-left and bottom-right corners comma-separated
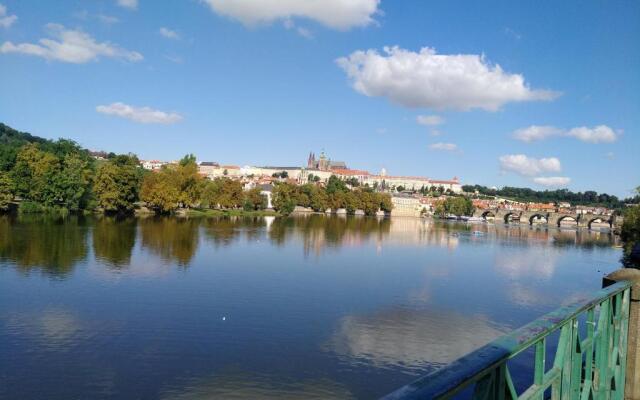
(382, 280, 632, 400)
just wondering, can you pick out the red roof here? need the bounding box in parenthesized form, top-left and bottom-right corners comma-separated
(333, 169, 370, 176)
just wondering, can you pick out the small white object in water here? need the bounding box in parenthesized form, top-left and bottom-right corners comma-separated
(222, 317, 226, 321)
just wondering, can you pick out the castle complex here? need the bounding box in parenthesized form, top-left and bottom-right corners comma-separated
(142, 150, 462, 194)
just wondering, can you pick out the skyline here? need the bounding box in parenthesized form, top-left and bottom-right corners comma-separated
(0, 1, 638, 197)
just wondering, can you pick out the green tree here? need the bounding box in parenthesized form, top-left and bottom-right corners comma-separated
(272, 182, 297, 214)
(94, 155, 143, 213)
(441, 197, 474, 216)
(243, 187, 267, 210)
(379, 193, 393, 212)
(326, 175, 348, 194)
(140, 171, 180, 213)
(622, 187, 640, 268)
(0, 171, 13, 211)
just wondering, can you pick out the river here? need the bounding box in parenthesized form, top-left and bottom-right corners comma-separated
(0, 214, 622, 399)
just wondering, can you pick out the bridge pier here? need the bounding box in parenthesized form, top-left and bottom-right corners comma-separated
(604, 269, 640, 400)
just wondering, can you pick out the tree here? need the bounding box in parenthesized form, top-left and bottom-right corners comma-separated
(243, 187, 267, 211)
(0, 171, 13, 211)
(11, 143, 94, 210)
(621, 187, 640, 268)
(396, 185, 405, 192)
(442, 197, 474, 216)
(358, 191, 379, 216)
(94, 155, 143, 213)
(379, 193, 393, 213)
(217, 178, 243, 209)
(141, 171, 180, 213)
(179, 154, 196, 166)
(326, 175, 348, 194)
(272, 182, 297, 214)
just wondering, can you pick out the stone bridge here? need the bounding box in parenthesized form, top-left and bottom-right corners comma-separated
(472, 208, 623, 230)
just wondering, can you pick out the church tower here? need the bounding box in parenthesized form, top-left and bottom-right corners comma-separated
(307, 152, 316, 169)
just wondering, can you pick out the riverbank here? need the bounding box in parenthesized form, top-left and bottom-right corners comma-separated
(184, 208, 281, 217)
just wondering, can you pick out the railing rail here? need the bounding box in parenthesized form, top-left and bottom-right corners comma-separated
(382, 280, 632, 400)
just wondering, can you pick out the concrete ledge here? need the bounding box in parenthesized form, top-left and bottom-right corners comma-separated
(603, 268, 640, 400)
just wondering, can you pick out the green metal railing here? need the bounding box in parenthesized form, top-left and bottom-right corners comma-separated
(382, 281, 632, 400)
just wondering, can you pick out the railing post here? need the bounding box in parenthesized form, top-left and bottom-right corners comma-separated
(603, 268, 640, 400)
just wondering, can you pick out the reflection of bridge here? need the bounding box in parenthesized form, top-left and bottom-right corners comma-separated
(472, 208, 623, 229)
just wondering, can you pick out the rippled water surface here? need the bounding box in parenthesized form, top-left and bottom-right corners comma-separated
(0, 215, 622, 399)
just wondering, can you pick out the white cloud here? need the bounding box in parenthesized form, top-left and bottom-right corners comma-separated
(295, 26, 313, 39)
(429, 129, 442, 137)
(533, 176, 571, 187)
(164, 54, 183, 64)
(202, 0, 380, 30)
(96, 102, 183, 124)
(0, 23, 142, 63)
(0, 4, 17, 28)
(605, 152, 614, 160)
(566, 125, 618, 143)
(417, 115, 444, 126)
(513, 124, 619, 143)
(282, 19, 314, 39)
(499, 154, 561, 176)
(336, 46, 559, 111)
(429, 142, 457, 151)
(117, 0, 138, 10)
(159, 27, 180, 40)
(98, 14, 119, 25)
(512, 125, 562, 142)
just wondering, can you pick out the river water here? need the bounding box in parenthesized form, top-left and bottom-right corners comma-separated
(0, 214, 622, 399)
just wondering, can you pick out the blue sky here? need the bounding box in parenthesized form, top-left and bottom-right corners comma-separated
(0, 0, 638, 197)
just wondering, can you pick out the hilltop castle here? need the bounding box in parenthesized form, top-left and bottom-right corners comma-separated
(307, 151, 347, 171)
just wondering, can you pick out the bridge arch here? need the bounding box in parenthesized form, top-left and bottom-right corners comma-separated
(503, 212, 518, 224)
(557, 215, 577, 227)
(587, 217, 612, 230)
(481, 210, 495, 220)
(529, 213, 548, 225)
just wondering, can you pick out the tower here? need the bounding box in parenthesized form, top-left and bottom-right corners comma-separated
(318, 151, 328, 171)
(307, 152, 316, 169)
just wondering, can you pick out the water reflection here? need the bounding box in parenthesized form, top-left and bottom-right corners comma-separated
(201, 217, 265, 247)
(4, 308, 85, 350)
(139, 217, 200, 266)
(330, 306, 507, 371)
(0, 215, 88, 277)
(160, 371, 354, 399)
(0, 215, 622, 278)
(93, 217, 137, 268)
(0, 214, 625, 399)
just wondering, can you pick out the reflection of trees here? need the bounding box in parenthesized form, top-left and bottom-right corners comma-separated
(140, 217, 199, 266)
(268, 215, 391, 255)
(92, 217, 137, 268)
(201, 217, 265, 247)
(0, 215, 88, 277)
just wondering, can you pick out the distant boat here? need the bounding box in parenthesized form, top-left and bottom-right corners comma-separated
(471, 230, 485, 236)
(466, 217, 484, 223)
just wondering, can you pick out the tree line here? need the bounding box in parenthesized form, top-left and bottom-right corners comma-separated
(0, 124, 392, 216)
(462, 184, 638, 209)
(272, 175, 393, 216)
